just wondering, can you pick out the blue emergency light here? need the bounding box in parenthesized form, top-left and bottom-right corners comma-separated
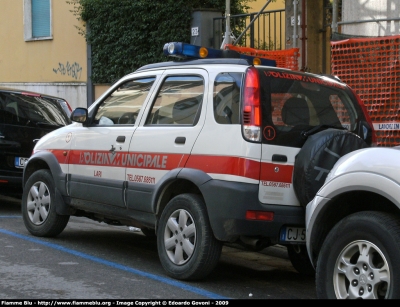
(163, 42, 276, 67)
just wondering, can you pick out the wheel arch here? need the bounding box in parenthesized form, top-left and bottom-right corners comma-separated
(23, 151, 70, 215)
(153, 168, 212, 230)
(308, 173, 400, 266)
(24, 152, 66, 189)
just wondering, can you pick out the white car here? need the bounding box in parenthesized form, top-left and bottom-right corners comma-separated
(21, 42, 375, 281)
(306, 146, 400, 299)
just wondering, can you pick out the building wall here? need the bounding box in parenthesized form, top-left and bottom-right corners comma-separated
(247, 0, 286, 50)
(249, 0, 285, 13)
(0, 0, 87, 109)
(342, 0, 400, 36)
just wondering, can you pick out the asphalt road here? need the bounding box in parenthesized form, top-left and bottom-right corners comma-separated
(0, 194, 316, 300)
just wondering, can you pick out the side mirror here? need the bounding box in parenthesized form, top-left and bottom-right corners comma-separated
(70, 108, 88, 124)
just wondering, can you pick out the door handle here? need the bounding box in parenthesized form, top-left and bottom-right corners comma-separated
(175, 137, 186, 144)
(272, 154, 287, 162)
(116, 136, 126, 143)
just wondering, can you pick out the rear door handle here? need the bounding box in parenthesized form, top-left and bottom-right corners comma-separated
(272, 154, 287, 162)
(175, 137, 186, 144)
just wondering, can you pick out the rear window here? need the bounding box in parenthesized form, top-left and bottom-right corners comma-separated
(213, 72, 243, 125)
(0, 92, 71, 127)
(257, 68, 361, 147)
(53, 98, 72, 117)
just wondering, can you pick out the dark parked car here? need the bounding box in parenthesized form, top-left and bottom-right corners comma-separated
(0, 87, 72, 197)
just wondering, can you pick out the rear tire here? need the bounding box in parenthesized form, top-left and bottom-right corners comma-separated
(22, 169, 69, 237)
(141, 227, 156, 237)
(316, 211, 400, 299)
(157, 193, 222, 280)
(287, 244, 315, 276)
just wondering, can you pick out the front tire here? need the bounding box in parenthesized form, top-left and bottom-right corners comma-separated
(157, 193, 222, 280)
(316, 211, 400, 299)
(22, 169, 70, 237)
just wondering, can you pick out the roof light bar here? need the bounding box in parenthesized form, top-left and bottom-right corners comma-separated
(163, 42, 276, 67)
(163, 42, 223, 59)
(239, 53, 275, 66)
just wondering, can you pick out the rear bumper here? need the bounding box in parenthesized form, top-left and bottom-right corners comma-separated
(0, 172, 23, 185)
(0, 170, 23, 195)
(201, 179, 305, 242)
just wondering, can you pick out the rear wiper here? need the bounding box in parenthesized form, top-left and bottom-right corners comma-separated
(301, 124, 347, 138)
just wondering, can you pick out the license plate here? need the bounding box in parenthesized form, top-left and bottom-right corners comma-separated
(15, 157, 29, 169)
(280, 226, 306, 242)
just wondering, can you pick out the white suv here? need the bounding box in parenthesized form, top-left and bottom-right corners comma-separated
(21, 42, 375, 281)
(306, 146, 400, 299)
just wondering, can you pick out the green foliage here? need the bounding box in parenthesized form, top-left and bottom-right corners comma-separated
(67, 0, 252, 83)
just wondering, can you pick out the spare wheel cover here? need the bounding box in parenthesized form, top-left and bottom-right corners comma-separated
(293, 128, 369, 207)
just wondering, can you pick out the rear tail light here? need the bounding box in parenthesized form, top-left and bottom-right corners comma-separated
(242, 66, 261, 142)
(65, 100, 72, 112)
(246, 210, 274, 221)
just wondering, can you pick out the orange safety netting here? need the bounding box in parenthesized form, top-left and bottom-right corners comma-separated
(224, 44, 300, 71)
(331, 35, 400, 147)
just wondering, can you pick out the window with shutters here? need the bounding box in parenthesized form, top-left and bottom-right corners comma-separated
(23, 0, 52, 41)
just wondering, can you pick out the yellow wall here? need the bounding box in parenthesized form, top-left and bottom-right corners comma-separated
(94, 84, 112, 101)
(0, 0, 87, 83)
(0, 0, 284, 84)
(244, 0, 286, 50)
(248, 0, 285, 13)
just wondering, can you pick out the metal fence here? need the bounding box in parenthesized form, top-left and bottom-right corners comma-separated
(212, 9, 285, 51)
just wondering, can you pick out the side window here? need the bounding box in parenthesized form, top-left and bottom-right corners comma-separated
(24, 0, 52, 41)
(0, 95, 4, 124)
(213, 73, 242, 124)
(5, 101, 20, 125)
(0, 93, 20, 125)
(94, 77, 156, 126)
(145, 75, 204, 125)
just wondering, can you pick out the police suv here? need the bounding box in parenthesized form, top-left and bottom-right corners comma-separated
(21, 42, 375, 280)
